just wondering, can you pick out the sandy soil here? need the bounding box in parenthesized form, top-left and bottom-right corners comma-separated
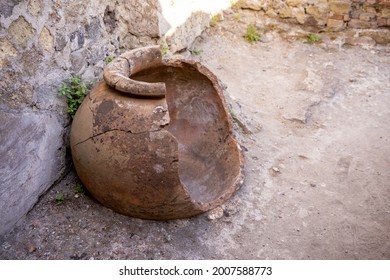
(1, 9, 390, 260)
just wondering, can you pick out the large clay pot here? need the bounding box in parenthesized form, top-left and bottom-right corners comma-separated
(70, 46, 244, 219)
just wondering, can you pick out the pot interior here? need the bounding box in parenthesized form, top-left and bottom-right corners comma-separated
(132, 62, 241, 205)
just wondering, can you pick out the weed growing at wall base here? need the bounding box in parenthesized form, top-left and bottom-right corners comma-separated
(56, 193, 64, 205)
(305, 33, 322, 44)
(59, 75, 93, 119)
(244, 24, 260, 43)
(74, 183, 86, 194)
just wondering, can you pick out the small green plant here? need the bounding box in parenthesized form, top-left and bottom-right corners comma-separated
(244, 23, 260, 43)
(234, 13, 241, 21)
(306, 33, 322, 44)
(159, 40, 169, 56)
(104, 55, 116, 64)
(56, 192, 64, 205)
(59, 75, 93, 119)
(74, 183, 86, 194)
(210, 14, 221, 27)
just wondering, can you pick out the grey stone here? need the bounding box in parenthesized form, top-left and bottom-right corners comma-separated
(165, 11, 210, 51)
(35, 82, 69, 122)
(103, 6, 116, 33)
(70, 49, 87, 73)
(21, 47, 42, 77)
(87, 46, 106, 66)
(0, 110, 65, 236)
(69, 28, 85, 51)
(0, 0, 22, 18)
(55, 32, 67, 51)
(86, 17, 102, 41)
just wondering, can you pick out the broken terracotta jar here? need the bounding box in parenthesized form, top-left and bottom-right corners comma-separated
(70, 46, 244, 220)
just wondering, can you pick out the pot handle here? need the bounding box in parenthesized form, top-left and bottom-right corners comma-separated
(103, 46, 166, 97)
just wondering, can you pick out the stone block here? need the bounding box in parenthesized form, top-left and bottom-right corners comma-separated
(279, 7, 293, 18)
(266, 9, 278, 18)
(8, 16, 36, 48)
(28, 0, 43, 16)
(293, 7, 307, 24)
(0, 38, 18, 67)
(378, 17, 390, 26)
(345, 36, 376, 46)
(165, 11, 210, 51)
(360, 30, 390, 44)
(0, 111, 65, 236)
(381, 8, 390, 18)
(116, 0, 161, 37)
(21, 47, 43, 77)
(304, 15, 320, 26)
(237, 0, 265, 10)
(348, 19, 378, 28)
(365, 7, 377, 14)
(329, 1, 351, 15)
(54, 32, 67, 51)
(69, 28, 85, 51)
(39, 27, 54, 53)
(306, 5, 328, 20)
(329, 14, 345, 20)
(85, 18, 102, 41)
(70, 49, 87, 73)
(351, 10, 363, 19)
(0, 0, 22, 18)
(359, 12, 377, 21)
(327, 18, 345, 30)
(286, 0, 305, 7)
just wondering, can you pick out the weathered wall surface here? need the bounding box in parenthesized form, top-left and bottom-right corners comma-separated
(237, 0, 390, 44)
(0, 0, 234, 236)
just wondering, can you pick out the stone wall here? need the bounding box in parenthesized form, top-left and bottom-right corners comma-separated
(0, 0, 234, 236)
(237, 0, 390, 44)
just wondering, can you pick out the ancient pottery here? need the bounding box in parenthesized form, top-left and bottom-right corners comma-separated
(70, 46, 244, 219)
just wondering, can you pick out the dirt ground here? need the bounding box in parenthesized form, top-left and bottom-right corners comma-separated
(1, 9, 390, 260)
